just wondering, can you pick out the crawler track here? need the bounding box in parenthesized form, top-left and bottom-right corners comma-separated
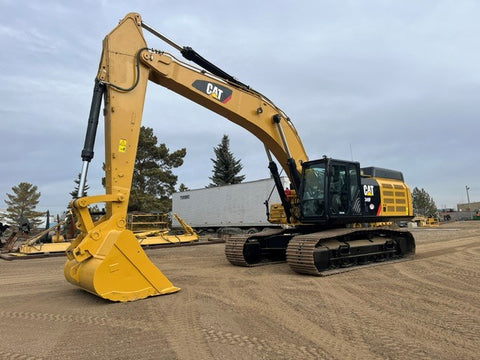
(287, 228, 415, 275)
(226, 227, 416, 275)
(224, 235, 250, 266)
(225, 229, 287, 266)
(285, 234, 319, 274)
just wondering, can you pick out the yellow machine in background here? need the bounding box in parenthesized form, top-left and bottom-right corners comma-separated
(413, 216, 440, 227)
(65, 13, 415, 302)
(17, 221, 69, 255)
(134, 213, 199, 246)
(1, 211, 196, 261)
(1, 218, 70, 259)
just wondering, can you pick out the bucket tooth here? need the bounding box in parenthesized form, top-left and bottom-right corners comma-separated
(64, 229, 180, 302)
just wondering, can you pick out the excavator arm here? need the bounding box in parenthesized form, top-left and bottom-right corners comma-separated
(65, 13, 309, 302)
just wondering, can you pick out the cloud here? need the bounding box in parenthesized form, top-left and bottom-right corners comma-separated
(0, 0, 478, 217)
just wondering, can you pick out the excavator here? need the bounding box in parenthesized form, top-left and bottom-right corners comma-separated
(65, 13, 415, 302)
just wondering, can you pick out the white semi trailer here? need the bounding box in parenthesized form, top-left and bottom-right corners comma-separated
(172, 177, 289, 234)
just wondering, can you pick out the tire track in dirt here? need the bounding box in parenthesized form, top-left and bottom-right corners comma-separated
(292, 283, 377, 356)
(388, 269, 480, 341)
(259, 287, 379, 360)
(194, 273, 335, 359)
(0, 274, 61, 286)
(192, 276, 290, 358)
(341, 265, 480, 358)
(201, 328, 269, 348)
(437, 256, 480, 281)
(198, 273, 380, 360)
(407, 262, 480, 297)
(397, 259, 480, 312)
(348, 304, 433, 360)
(360, 292, 478, 357)
(416, 237, 480, 260)
(0, 310, 159, 331)
(0, 310, 106, 326)
(408, 238, 480, 296)
(307, 272, 436, 360)
(144, 290, 215, 360)
(0, 351, 43, 360)
(337, 282, 445, 359)
(200, 326, 295, 358)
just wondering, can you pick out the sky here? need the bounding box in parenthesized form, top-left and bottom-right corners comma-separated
(0, 0, 478, 218)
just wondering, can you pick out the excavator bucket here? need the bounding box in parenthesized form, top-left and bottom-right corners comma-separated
(64, 229, 180, 302)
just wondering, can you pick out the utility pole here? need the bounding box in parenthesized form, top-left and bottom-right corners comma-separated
(465, 185, 471, 211)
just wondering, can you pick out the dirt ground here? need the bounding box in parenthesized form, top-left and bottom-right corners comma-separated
(1, 221, 479, 360)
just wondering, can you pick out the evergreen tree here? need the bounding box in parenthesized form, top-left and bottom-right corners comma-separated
(129, 126, 186, 213)
(208, 134, 245, 187)
(70, 173, 89, 199)
(63, 173, 91, 239)
(178, 183, 189, 192)
(3, 182, 44, 229)
(412, 187, 437, 217)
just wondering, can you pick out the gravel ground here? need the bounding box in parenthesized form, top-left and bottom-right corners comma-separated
(1, 221, 479, 360)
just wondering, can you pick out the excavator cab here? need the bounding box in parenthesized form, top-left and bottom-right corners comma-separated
(299, 158, 363, 223)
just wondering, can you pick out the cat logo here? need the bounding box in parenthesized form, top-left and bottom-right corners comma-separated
(364, 184, 374, 197)
(192, 80, 232, 104)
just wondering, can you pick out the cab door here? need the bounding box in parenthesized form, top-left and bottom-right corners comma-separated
(327, 160, 363, 218)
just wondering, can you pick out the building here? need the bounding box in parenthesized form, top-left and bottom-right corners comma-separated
(448, 201, 480, 221)
(457, 201, 480, 212)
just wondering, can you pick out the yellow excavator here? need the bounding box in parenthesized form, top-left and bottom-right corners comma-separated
(65, 13, 415, 302)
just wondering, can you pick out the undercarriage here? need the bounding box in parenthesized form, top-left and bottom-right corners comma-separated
(225, 227, 415, 275)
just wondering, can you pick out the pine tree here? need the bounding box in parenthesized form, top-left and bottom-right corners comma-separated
(4, 182, 44, 229)
(70, 173, 89, 199)
(208, 134, 245, 187)
(178, 183, 189, 192)
(412, 187, 437, 217)
(129, 126, 186, 213)
(62, 173, 89, 239)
